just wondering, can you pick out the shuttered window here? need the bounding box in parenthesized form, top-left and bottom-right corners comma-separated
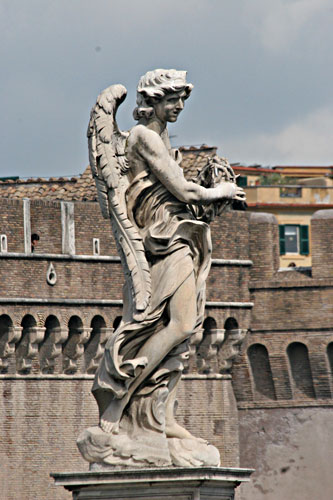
(299, 225, 309, 255)
(237, 176, 248, 187)
(279, 225, 309, 256)
(279, 225, 286, 255)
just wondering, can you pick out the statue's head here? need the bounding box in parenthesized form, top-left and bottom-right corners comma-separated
(133, 69, 193, 122)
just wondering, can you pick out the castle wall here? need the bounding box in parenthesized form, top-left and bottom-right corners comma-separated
(30, 200, 62, 254)
(236, 407, 333, 500)
(0, 199, 25, 253)
(2, 379, 95, 500)
(1, 377, 241, 500)
(1, 199, 333, 500)
(0, 199, 252, 500)
(233, 209, 333, 500)
(0, 259, 124, 300)
(311, 209, 333, 278)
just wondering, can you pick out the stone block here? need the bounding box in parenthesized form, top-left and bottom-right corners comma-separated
(52, 467, 254, 500)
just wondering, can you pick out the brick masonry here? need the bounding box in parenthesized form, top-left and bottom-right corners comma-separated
(233, 208, 333, 500)
(0, 199, 332, 500)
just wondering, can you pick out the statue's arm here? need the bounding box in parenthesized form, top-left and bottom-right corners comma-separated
(129, 126, 242, 205)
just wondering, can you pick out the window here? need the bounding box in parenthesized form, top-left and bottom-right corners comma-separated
(280, 186, 302, 198)
(237, 175, 247, 187)
(327, 343, 333, 377)
(0, 235, 7, 253)
(248, 344, 276, 400)
(287, 342, 315, 399)
(285, 225, 298, 253)
(93, 238, 100, 255)
(31, 233, 40, 253)
(279, 225, 309, 255)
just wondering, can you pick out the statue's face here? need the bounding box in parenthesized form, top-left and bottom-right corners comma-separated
(153, 91, 186, 123)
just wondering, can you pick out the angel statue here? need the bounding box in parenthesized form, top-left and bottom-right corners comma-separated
(77, 69, 246, 468)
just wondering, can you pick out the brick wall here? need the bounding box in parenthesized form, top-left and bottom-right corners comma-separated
(0, 259, 124, 300)
(74, 202, 117, 256)
(233, 209, 333, 407)
(210, 211, 250, 260)
(207, 266, 251, 302)
(30, 200, 62, 254)
(0, 199, 25, 253)
(1, 379, 96, 500)
(249, 212, 280, 280)
(1, 199, 333, 500)
(311, 209, 333, 278)
(233, 208, 333, 500)
(0, 199, 254, 499)
(1, 377, 240, 500)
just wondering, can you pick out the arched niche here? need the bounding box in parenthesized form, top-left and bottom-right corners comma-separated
(222, 317, 239, 353)
(21, 314, 37, 330)
(287, 342, 315, 399)
(62, 315, 86, 374)
(68, 315, 83, 333)
(45, 315, 60, 331)
(203, 316, 217, 332)
(218, 317, 247, 374)
(196, 316, 224, 374)
(16, 315, 38, 374)
(224, 317, 238, 331)
(0, 314, 13, 331)
(0, 314, 15, 373)
(84, 315, 109, 374)
(91, 315, 107, 331)
(327, 343, 333, 375)
(39, 315, 61, 374)
(248, 343, 277, 400)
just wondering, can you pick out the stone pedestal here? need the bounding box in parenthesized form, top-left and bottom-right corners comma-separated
(51, 467, 254, 500)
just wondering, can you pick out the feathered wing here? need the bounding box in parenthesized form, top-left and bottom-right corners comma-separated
(87, 84, 151, 320)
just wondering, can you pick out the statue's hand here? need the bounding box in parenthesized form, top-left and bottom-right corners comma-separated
(215, 181, 237, 200)
(214, 182, 246, 202)
(233, 185, 246, 201)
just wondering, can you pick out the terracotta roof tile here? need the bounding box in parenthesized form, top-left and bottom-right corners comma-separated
(0, 146, 218, 201)
(0, 166, 98, 201)
(179, 145, 217, 180)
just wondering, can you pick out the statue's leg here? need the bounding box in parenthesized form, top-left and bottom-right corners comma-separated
(164, 373, 194, 439)
(164, 374, 208, 441)
(100, 271, 197, 433)
(93, 389, 114, 419)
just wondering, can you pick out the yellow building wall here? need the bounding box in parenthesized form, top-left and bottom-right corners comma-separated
(243, 180, 333, 269)
(275, 213, 312, 268)
(246, 204, 313, 268)
(245, 186, 333, 206)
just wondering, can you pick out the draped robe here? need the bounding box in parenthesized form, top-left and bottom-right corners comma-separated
(92, 166, 212, 402)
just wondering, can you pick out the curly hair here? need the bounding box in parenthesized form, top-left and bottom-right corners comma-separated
(133, 69, 193, 120)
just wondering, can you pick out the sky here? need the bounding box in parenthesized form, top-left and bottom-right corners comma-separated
(1, 0, 333, 179)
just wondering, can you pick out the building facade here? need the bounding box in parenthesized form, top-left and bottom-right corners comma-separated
(231, 162, 333, 268)
(0, 161, 333, 500)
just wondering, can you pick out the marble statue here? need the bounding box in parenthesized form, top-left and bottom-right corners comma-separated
(77, 69, 246, 468)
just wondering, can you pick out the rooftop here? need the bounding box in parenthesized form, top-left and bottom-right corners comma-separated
(0, 144, 217, 200)
(0, 166, 97, 201)
(179, 144, 218, 180)
(0, 145, 332, 201)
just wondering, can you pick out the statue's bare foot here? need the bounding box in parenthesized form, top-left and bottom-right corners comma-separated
(165, 420, 207, 443)
(100, 417, 119, 434)
(99, 398, 124, 434)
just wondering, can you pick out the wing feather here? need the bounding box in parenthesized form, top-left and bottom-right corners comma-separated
(88, 84, 151, 319)
(109, 191, 151, 317)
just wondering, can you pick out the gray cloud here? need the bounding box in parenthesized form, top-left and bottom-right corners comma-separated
(0, 0, 332, 178)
